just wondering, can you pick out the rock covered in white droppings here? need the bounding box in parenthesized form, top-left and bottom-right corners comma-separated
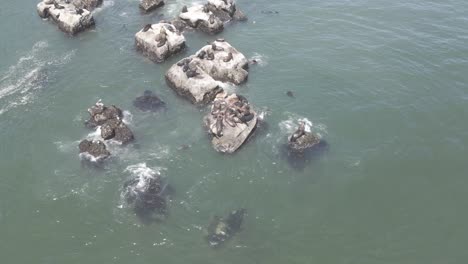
(37, 0, 95, 35)
(165, 40, 249, 104)
(135, 22, 186, 63)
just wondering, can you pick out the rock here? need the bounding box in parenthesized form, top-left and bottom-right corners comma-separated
(85, 100, 134, 144)
(37, 0, 96, 35)
(72, 0, 103, 10)
(135, 22, 186, 63)
(288, 132, 321, 153)
(165, 40, 249, 104)
(179, 4, 224, 34)
(203, 93, 258, 153)
(139, 0, 164, 12)
(206, 0, 247, 22)
(114, 122, 135, 144)
(206, 209, 246, 247)
(232, 8, 247, 21)
(133, 90, 166, 112)
(100, 118, 119, 140)
(86, 100, 123, 127)
(78, 139, 110, 161)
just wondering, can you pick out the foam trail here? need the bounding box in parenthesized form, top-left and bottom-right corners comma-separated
(0, 41, 76, 116)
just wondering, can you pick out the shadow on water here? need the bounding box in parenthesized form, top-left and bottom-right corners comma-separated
(280, 140, 329, 171)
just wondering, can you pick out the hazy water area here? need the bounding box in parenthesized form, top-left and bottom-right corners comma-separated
(1, 0, 468, 263)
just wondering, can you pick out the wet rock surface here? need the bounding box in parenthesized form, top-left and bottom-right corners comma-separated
(204, 93, 258, 153)
(288, 122, 321, 153)
(206, 209, 246, 247)
(37, 0, 97, 35)
(85, 101, 134, 144)
(133, 90, 166, 112)
(165, 40, 248, 104)
(135, 22, 186, 63)
(139, 0, 164, 13)
(78, 139, 110, 161)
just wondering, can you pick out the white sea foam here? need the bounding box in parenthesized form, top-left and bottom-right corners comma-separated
(279, 114, 327, 139)
(0, 41, 76, 115)
(249, 53, 268, 67)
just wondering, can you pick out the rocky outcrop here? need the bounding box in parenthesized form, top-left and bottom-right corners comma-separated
(165, 40, 249, 104)
(179, 4, 224, 34)
(135, 22, 186, 63)
(37, 0, 96, 35)
(85, 100, 134, 144)
(206, 0, 247, 22)
(203, 93, 258, 153)
(287, 122, 321, 153)
(78, 139, 110, 161)
(175, 0, 247, 34)
(206, 209, 246, 247)
(139, 0, 164, 12)
(133, 90, 166, 112)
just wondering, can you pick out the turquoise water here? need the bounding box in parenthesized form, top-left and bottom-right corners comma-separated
(1, 0, 468, 263)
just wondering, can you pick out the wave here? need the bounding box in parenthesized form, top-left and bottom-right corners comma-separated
(0, 41, 76, 116)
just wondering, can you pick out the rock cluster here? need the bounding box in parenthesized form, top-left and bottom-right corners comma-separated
(174, 0, 247, 34)
(139, 0, 164, 13)
(79, 101, 134, 161)
(135, 22, 186, 63)
(165, 40, 248, 104)
(37, 0, 101, 34)
(204, 93, 258, 153)
(85, 100, 134, 144)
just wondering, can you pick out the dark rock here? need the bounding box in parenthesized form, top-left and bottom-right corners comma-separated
(114, 122, 135, 144)
(78, 139, 110, 160)
(86, 101, 123, 128)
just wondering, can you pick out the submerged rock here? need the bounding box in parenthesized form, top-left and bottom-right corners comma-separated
(78, 139, 110, 161)
(37, 0, 97, 35)
(135, 22, 186, 63)
(206, 209, 246, 247)
(123, 164, 172, 223)
(203, 93, 258, 153)
(165, 40, 248, 104)
(139, 0, 164, 13)
(133, 90, 166, 112)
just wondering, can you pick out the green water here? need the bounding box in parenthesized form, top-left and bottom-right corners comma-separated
(1, 0, 468, 263)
